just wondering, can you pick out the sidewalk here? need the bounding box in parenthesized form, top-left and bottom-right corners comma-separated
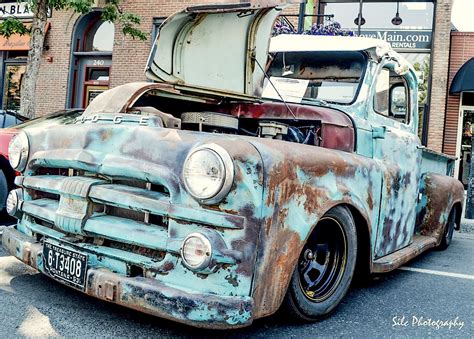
(461, 218, 474, 233)
(460, 191, 474, 233)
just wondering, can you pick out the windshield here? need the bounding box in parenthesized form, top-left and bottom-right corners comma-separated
(263, 51, 367, 105)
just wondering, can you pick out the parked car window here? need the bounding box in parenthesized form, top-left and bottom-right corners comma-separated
(0, 110, 27, 128)
(12, 109, 83, 130)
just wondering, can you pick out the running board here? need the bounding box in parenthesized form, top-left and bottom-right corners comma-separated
(372, 235, 438, 273)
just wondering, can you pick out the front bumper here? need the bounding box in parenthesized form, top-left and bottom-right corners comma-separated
(2, 227, 254, 329)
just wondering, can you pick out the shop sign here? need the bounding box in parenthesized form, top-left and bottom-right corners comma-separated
(0, 2, 36, 19)
(86, 85, 109, 106)
(358, 30, 432, 51)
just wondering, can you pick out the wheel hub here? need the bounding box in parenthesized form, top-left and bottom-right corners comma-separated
(298, 217, 347, 302)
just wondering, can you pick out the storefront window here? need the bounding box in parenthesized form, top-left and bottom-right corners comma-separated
(459, 92, 474, 184)
(3, 64, 26, 111)
(90, 21, 114, 52)
(319, 1, 434, 136)
(319, 2, 434, 30)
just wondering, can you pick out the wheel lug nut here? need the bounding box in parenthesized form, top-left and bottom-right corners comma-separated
(305, 250, 314, 260)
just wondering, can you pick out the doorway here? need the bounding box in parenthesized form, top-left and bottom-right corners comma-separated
(68, 11, 114, 108)
(457, 92, 474, 186)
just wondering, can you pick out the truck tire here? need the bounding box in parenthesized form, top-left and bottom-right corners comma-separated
(436, 206, 456, 251)
(283, 205, 357, 321)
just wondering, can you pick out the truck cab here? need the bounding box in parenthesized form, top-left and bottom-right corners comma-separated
(2, 1, 464, 329)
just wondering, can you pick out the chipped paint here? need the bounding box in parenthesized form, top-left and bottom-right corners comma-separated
(1, 19, 465, 329)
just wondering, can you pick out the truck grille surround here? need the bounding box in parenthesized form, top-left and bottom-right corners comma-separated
(16, 160, 249, 282)
(21, 169, 171, 261)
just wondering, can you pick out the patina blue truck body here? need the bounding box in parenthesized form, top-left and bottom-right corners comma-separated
(2, 1, 464, 329)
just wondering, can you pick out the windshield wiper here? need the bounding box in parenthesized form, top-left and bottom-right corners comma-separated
(300, 98, 329, 106)
(253, 57, 298, 120)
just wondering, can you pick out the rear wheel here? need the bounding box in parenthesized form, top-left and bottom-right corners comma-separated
(436, 206, 457, 251)
(283, 205, 357, 321)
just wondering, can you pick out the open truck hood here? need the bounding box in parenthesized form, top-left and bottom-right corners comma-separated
(145, 1, 292, 99)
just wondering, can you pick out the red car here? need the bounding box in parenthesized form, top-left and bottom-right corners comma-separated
(0, 109, 83, 219)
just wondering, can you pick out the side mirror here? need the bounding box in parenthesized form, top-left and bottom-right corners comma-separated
(390, 85, 407, 119)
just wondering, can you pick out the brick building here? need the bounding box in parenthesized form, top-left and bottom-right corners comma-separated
(36, 0, 223, 115)
(443, 32, 474, 183)
(0, 0, 245, 116)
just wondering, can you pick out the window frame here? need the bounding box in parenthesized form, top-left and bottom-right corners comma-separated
(373, 65, 411, 125)
(265, 50, 369, 106)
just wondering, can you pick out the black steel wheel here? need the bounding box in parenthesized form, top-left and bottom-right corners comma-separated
(283, 205, 357, 321)
(437, 206, 457, 251)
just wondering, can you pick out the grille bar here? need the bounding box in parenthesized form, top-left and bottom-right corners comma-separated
(21, 175, 245, 229)
(23, 218, 171, 270)
(22, 175, 65, 195)
(29, 150, 180, 197)
(83, 215, 168, 251)
(89, 184, 169, 216)
(22, 199, 58, 223)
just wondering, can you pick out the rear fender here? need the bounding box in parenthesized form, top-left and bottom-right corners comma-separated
(415, 173, 464, 241)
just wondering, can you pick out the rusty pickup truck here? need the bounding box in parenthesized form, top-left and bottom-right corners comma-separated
(2, 1, 464, 329)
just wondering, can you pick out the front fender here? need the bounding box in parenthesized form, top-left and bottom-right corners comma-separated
(248, 139, 382, 318)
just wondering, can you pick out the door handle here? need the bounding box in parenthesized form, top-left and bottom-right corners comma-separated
(372, 126, 390, 139)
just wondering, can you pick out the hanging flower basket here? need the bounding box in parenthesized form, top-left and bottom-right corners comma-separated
(272, 20, 354, 37)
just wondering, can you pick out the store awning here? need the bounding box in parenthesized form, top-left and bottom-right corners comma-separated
(450, 58, 474, 94)
(0, 23, 50, 51)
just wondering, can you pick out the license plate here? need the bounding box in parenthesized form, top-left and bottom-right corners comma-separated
(43, 242, 88, 291)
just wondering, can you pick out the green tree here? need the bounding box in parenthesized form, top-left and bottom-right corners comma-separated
(0, 0, 147, 118)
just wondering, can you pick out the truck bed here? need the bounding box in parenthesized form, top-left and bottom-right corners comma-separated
(419, 146, 456, 176)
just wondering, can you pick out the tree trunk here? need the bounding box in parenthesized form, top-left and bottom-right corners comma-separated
(19, 1, 49, 118)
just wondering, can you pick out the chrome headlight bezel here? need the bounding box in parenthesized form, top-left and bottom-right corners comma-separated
(180, 232, 213, 271)
(8, 131, 29, 172)
(6, 189, 23, 217)
(182, 144, 234, 205)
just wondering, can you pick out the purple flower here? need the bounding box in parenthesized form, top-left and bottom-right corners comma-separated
(273, 20, 354, 37)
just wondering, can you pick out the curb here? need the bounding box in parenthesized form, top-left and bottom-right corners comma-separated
(455, 231, 474, 240)
(460, 219, 474, 234)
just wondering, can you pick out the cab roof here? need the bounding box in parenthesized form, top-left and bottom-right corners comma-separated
(269, 34, 394, 54)
(270, 34, 413, 73)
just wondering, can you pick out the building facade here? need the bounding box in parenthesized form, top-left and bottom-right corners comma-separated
(0, 0, 458, 156)
(36, 0, 214, 116)
(0, 0, 228, 116)
(443, 32, 474, 183)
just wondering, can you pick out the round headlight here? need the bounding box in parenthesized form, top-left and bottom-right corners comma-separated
(181, 233, 212, 270)
(8, 132, 29, 171)
(183, 144, 234, 204)
(6, 189, 22, 216)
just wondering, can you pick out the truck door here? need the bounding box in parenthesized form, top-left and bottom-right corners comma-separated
(371, 64, 422, 258)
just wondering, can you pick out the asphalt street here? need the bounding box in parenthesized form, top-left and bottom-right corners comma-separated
(0, 228, 472, 338)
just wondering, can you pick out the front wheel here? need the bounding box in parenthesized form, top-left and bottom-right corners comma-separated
(283, 205, 357, 321)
